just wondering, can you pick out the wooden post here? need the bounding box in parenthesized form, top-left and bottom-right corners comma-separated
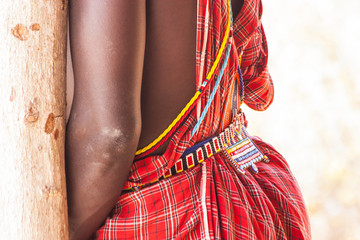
(0, 1, 69, 239)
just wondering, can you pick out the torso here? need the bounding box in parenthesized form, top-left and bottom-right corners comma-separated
(138, 0, 197, 153)
(67, 0, 243, 155)
(139, 0, 243, 154)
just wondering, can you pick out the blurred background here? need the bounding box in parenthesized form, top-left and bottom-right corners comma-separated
(244, 0, 360, 239)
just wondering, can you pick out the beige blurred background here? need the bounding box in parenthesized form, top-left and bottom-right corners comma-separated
(243, 0, 360, 239)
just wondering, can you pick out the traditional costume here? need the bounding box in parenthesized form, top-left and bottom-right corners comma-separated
(95, 0, 311, 239)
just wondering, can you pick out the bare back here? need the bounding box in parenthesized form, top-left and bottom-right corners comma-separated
(138, 0, 197, 151)
(139, 0, 243, 153)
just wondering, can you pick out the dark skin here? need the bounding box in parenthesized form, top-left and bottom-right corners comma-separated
(66, 0, 244, 239)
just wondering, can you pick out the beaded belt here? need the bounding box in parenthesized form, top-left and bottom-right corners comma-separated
(123, 113, 269, 193)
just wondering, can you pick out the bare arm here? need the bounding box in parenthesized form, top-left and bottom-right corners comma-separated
(66, 1, 145, 239)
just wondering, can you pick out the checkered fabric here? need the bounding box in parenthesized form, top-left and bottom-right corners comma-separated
(94, 0, 311, 239)
(233, 0, 274, 111)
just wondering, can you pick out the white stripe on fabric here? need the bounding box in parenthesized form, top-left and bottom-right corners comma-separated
(200, 163, 211, 240)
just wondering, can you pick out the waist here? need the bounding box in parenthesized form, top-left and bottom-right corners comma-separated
(123, 111, 268, 193)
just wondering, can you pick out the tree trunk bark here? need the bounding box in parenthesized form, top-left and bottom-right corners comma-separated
(0, 1, 69, 239)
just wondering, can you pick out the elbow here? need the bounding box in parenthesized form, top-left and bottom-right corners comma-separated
(98, 125, 141, 160)
(67, 117, 141, 168)
(93, 125, 141, 178)
(92, 122, 141, 164)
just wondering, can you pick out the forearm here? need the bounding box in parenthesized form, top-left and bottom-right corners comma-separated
(66, 119, 140, 240)
(66, 1, 145, 238)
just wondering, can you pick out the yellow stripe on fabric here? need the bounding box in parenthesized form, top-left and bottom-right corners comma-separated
(205, 0, 231, 80)
(135, 0, 232, 156)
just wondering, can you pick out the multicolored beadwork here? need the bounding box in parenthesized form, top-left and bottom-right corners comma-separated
(223, 134, 269, 174)
(123, 113, 269, 193)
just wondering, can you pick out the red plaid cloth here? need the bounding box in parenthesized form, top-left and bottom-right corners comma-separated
(233, 0, 274, 111)
(94, 0, 310, 239)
